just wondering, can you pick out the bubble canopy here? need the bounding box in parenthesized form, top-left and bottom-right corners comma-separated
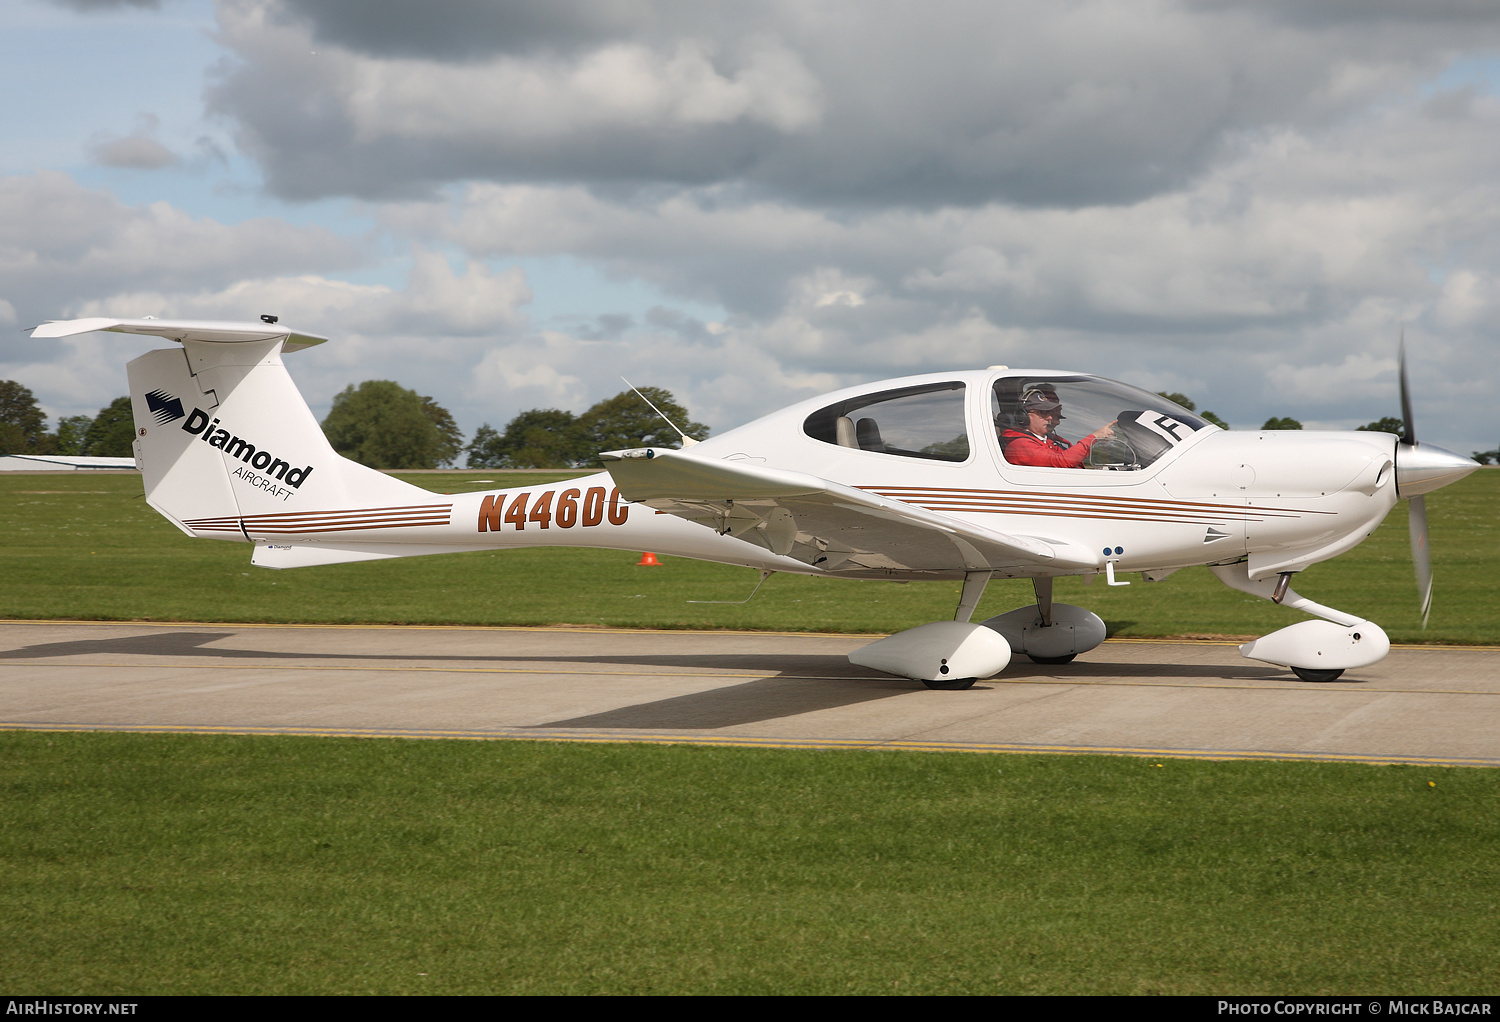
(799, 373, 1215, 471)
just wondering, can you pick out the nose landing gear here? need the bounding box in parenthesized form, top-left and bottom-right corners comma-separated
(1211, 562, 1388, 682)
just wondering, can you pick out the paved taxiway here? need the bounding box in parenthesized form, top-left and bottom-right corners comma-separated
(2, 620, 1497, 766)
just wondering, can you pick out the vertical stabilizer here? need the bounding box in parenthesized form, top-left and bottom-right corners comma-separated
(107, 327, 432, 540)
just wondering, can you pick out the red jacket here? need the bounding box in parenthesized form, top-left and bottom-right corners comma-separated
(1001, 428, 1094, 468)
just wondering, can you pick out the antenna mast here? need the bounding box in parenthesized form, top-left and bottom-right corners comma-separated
(621, 377, 698, 448)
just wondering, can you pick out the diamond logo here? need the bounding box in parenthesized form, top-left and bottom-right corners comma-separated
(145, 389, 185, 425)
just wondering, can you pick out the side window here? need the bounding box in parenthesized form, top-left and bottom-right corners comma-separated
(804, 382, 969, 462)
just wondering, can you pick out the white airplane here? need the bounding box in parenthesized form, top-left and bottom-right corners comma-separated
(32, 316, 1479, 688)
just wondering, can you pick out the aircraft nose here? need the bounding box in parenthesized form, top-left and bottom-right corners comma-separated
(1395, 442, 1480, 497)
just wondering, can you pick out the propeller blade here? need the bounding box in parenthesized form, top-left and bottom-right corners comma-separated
(1394, 334, 1479, 626)
(1398, 329, 1416, 446)
(1409, 493, 1432, 629)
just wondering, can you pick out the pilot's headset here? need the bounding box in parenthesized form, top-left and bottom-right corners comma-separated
(996, 384, 1062, 435)
(1020, 385, 1065, 423)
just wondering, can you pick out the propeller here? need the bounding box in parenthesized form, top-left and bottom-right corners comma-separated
(1393, 335, 1479, 628)
(1398, 336, 1432, 627)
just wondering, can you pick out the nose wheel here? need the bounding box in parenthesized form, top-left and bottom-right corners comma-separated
(922, 676, 978, 690)
(1291, 666, 1344, 683)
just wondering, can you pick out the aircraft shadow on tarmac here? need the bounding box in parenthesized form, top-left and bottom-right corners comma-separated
(0, 631, 874, 676)
(541, 675, 915, 729)
(0, 630, 1286, 681)
(0, 631, 909, 728)
(0, 629, 1311, 730)
(531, 658, 1294, 729)
(0, 631, 247, 660)
(3, 634, 902, 728)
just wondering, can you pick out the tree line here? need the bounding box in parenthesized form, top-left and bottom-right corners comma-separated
(0, 378, 709, 470)
(466, 387, 708, 469)
(0, 382, 136, 457)
(319, 380, 708, 469)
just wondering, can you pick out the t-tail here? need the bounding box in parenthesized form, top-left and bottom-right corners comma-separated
(30, 317, 470, 568)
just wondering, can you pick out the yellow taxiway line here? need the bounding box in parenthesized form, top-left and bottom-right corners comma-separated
(2, 720, 1495, 768)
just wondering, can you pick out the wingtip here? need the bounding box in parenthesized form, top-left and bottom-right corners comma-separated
(29, 318, 122, 339)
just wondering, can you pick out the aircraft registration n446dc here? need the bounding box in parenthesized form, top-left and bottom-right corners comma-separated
(32, 316, 1479, 688)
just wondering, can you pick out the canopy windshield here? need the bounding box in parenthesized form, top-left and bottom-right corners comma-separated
(993, 375, 1212, 470)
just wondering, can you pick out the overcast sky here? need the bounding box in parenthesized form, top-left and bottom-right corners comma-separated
(4, 0, 1499, 454)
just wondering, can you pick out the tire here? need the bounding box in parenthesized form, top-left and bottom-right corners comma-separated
(1027, 653, 1077, 665)
(922, 676, 978, 690)
(1291, 667, 1344, 683)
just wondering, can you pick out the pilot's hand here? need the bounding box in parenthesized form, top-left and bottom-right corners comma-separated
(1094, 421, 1117, 440)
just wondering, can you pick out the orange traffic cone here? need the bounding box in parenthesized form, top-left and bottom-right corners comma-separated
(637, 551, 662, 566)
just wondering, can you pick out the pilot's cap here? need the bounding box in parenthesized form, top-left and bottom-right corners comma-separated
(1021, 386, 1063, 414)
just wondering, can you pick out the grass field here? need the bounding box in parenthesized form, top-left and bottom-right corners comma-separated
(2, 469, 1496, 643)
(3, 731, 1497, 995)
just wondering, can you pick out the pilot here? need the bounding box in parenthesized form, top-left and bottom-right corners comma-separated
(1001, 385, 1116, 468)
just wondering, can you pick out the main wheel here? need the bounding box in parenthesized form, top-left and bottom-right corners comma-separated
(922, 676, 978, 690)
(1291, 666, 1344, 683)
(1028, 653, 1077, 665)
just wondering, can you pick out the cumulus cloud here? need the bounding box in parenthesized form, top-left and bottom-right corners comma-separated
(1266, 352, 1402, 406)
(283, 0, 660, 61)
(90, 134, 176, 169)
(88, 113, 177, 169)
(208, 2, 824, 200)
(406, 93, 1478, 339)
(206, 0, 1500, 206)
(340, 38, 821, 142)
(364, 71, 1500, 444)
(0, 171, 360, 418)
(50, 245, 535, 422)
(0, 172, 359, 322)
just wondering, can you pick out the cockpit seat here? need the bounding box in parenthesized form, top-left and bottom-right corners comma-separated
(856, 417, 886, 452)
(834, 415, 858, 448)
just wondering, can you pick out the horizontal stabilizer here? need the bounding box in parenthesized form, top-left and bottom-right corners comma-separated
(32, 317, 327, 352)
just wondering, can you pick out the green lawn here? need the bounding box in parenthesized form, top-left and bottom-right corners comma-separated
(3, 469, 1495, 643)
(2, 731, 1495, 995)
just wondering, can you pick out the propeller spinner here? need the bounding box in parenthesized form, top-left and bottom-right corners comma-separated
(1392, 337, 1480, 626)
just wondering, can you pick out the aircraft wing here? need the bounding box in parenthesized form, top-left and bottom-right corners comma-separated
(601, 448, 1095, 574)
